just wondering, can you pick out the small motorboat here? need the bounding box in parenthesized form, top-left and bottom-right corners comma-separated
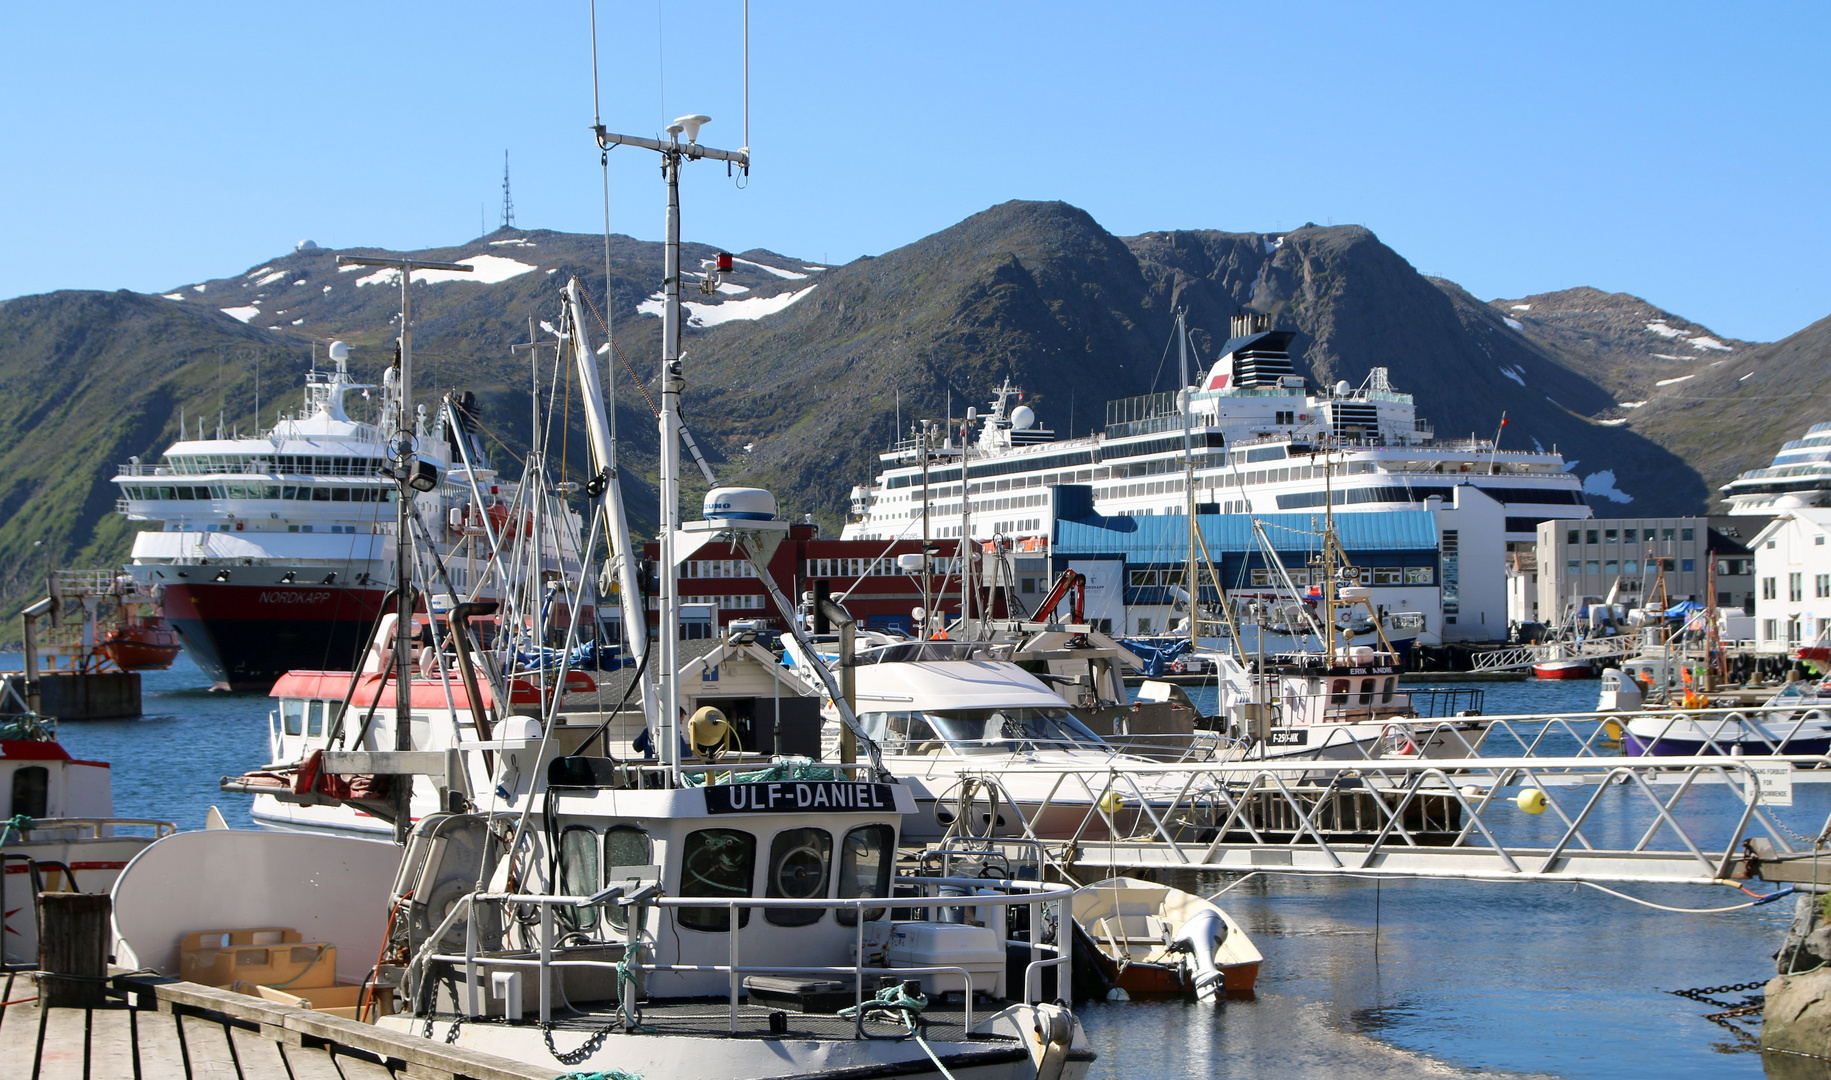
(1069, 876, 1260, 1001)
(1533, 657, 1594, 680)
(1622, 676, 1831, 756)
(99, 614, 182, 671)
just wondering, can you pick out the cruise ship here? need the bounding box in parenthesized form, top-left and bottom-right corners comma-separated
(112, 345, 579, 690)
(844, 314, 1593, 548)
(1721, 421, 1831, 515)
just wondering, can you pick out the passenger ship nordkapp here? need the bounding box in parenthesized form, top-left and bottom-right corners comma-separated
(112, 345, 571, 690)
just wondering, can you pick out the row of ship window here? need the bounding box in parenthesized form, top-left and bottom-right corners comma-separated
(164, 454, 382, 477)
(124, 484, 394, 502)
(554, 823, 895, 934)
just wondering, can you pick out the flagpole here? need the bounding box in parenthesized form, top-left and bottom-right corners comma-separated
(1488, 411, 1508, 474)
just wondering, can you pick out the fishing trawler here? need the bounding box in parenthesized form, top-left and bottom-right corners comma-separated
(111, 348, 570, 690)
(843, 315, 1591, 548)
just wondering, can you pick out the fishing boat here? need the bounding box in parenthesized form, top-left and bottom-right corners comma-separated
(1, 705, 174, 965)
(1069, 876, 1261, 1000)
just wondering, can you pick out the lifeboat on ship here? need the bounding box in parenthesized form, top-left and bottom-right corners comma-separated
(98, 614, 182, 671)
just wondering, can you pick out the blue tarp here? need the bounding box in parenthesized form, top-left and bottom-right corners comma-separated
(1118, 637, 1192, 678)
(1664, 601, 1704, 617)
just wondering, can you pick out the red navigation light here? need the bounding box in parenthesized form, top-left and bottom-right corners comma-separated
(716, 252, 734, 273)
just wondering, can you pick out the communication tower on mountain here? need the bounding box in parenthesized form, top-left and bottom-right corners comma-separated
(499, 150, 516, 229)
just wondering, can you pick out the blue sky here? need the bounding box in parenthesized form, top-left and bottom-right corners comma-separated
(2, 2, 1826, 342)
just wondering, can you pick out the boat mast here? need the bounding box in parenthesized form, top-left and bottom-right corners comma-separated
(335, 253, 472, 843)
(562, 279, 657, 728)
(1178, 310, 1197, 652)
(594, 115, 748, 780)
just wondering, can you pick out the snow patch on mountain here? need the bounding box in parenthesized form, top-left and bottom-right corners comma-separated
(1582, 470, 1633, 504)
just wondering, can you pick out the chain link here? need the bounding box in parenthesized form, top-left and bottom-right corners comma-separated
(545, 1019, 619, 1066)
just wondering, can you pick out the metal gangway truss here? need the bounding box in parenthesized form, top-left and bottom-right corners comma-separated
(940, 706, 1831, 891)
(1469, 636, 1638, 672)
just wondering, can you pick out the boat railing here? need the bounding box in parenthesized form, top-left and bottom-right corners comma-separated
(3, 817, 179, 841)
(420, 875, 1072, 1030)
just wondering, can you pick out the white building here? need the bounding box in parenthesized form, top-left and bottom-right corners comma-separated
(1749, 510, 1831, 654)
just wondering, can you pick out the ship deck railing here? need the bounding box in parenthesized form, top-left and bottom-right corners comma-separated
(416, 875, 1072, 1030)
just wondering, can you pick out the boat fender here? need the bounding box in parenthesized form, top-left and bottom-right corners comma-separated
(1516, 787, 1548, 814)
(1170, 908, 1226, 1001)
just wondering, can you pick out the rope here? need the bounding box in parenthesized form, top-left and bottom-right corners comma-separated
(681, 756, 838, 787)
(557, 1072, 644, 1080)
(839, 983, 957, 1080)
(0, 814, 33, 847)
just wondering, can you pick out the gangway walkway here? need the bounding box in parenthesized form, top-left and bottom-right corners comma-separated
(940, 715, 1831, 890)
(1470, 636, 1638, 672)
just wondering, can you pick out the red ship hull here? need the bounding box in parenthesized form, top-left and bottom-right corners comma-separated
(160, 582, 391, 691)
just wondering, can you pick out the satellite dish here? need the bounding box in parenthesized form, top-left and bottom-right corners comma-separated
(328, 341, 350, 362)
(1010, 405, 1035, 430)
(1334, 380, 1352, 397)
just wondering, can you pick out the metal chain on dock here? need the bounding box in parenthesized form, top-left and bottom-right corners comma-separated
(545, 1019, 619, 1066)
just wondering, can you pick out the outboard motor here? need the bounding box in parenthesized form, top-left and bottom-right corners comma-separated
(1169, 908, 1227, 1001)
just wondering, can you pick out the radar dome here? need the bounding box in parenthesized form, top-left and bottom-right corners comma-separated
(1010, 405, 1035, 430)
(1334, 380, 1352, 396)
(703, 487, 777, 522)
(327, 341, 350, 362)
(296, 239, 320, 252)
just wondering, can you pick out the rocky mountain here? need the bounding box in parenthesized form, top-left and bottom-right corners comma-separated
(1623, 312, 1831, 502)
(1487, 287, 1754, 413)
(0, 202, 1775, 621)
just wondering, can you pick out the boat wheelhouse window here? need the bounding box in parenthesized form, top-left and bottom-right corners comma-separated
(1382, 677, 1396, 703)
(1329, 679, 1349, 706)
(10, 765, 48, 818)
(925, 708, 1109, 753)
(837, 824, 894, 927)
(281, 699, 305, 737)
(1359, 679, 1375, 706)
(558, 825, 600, 932)
(679, 828, 755, 932)
(603, 826, 652, 930)
(765, 827, 833, 927)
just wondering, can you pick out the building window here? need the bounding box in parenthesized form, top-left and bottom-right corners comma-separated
(1763, 577, 1778, 600)
(1625, 559, 1639, 575)
(1586, 530, 1599, 545)
(1769, 540, 1777, 549)
(1623, 528, 1637, 543)
(1818, 574, 1830, 599)
(1605, 529, 1618, 543)
(1790, 619, 1803, 645)
(1405, 567, 1434, 584)
(1586, 561, 1600, 574)
(1681, 528, 1695, 541)
(1567, 529, 1580, 545)
(1662, 529, 1676, 541)
(1373, 567, 1402, 585)
(1719, 592, 1733, 606)
(1605, 560, 1619, 575)
(1764, 619, 1777, 641)
(1566, 560, 1580, 575)
(1791, 573, 1804, 602)
(1681, 559, 1695, 573)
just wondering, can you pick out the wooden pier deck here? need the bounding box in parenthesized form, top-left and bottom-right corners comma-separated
(0, 969, 558, 1080)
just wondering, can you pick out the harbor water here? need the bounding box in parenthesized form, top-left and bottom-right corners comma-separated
(31, 656, 1825, 1078)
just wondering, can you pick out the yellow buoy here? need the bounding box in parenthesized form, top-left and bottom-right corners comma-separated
(1097, 790, 1124, 814)
(1515, 787, 1547, 814)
